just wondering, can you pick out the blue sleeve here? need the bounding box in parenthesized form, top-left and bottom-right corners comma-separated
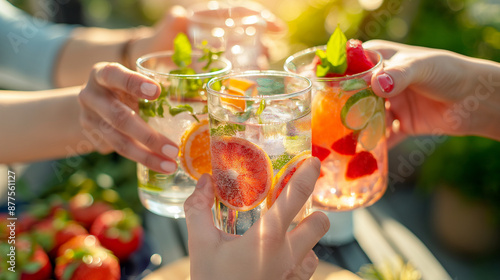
(0, 0, 76, 90)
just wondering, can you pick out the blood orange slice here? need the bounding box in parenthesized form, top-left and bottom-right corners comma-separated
(211, 136, 273, 211)
(179, 119, 211, 180)
(267, 151, 311, 208)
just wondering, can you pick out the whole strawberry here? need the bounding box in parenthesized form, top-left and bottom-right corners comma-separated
(90, 209, 144, 260)
(69, 193, 113, 229)
(345, 39, 375, 75)
(55, 245, 120, 280)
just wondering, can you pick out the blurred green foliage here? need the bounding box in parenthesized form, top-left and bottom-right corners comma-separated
(418, 136, 500, 223)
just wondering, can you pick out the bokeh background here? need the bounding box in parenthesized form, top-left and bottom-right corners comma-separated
(6, 0, 500, 279)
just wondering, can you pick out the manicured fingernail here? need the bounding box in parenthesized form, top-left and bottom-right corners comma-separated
(197, 174, 209, 188)
(161, 161, 177, 173)
(162, 145, 179, 159)
(141, 82, 158, 97)
(377, 73, 394, 93)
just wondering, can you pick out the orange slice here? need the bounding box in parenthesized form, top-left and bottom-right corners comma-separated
(179, 119, 211, 180)
(267, 151, 311, 208)
(211, 136, 273, 211)
(221, 78, 256, 111)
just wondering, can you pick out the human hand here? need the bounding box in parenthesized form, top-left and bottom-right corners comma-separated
(185, 157, 329, 280)
(364, 40, 495, 147)
(129, 6, 189, 66)
(79, 62, 179, 174)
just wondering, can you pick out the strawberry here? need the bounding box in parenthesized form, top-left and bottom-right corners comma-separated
(69, 193, 113, 229)
(90, 209, 144, 260)
(32, 210, 88, 257)
(0, 236, 52, 280)
(312, 144, 331, 162)
(57, 235, 100, 258)
(345, 151, 378, 179)
(55, 245, 120, 280)
(346, 39, 374, 75)
(331, 132, 358, 155)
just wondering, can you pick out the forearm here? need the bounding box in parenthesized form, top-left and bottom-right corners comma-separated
(0, 87, 92, 163)
(464, 57, 500, 141)
(53, 26, 153, 88)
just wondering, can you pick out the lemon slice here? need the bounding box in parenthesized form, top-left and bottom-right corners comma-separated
(340, 89, 377, 130)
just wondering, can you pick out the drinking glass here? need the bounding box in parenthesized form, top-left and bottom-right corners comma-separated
(207, 71, 312, 234)
(284, 46, 388, 211)
(136, 51, 231, 218)
(187, 1, 267, 70)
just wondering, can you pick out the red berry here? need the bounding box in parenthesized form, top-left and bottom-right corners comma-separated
(346, 39, 374, 75)
(312, 144, 331, 161)
(345, 151, 378, 179)
(331, 132, 358, 155)
(90, 209, 144, 260)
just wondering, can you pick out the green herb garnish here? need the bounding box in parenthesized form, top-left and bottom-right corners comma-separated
(316, 26, 347, 77)
(210, 124, 245, 136)
(139, 33, 223, 122)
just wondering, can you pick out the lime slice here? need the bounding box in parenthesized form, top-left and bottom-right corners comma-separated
(376, 96, 385, 112)
(359, 111, 384, 150)
(340, 78, 368, 92)
(341, 89, 377, 130)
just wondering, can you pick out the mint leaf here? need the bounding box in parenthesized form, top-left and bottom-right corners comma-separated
(172, 33, 192, 68)
(326, 26, 347, 74)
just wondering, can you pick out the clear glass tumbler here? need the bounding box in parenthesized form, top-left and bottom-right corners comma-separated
(284, 46, 388, 211)
(136, 51, 231, 218)
(207, 71, 312, 234)
(187, 1, 267, 70)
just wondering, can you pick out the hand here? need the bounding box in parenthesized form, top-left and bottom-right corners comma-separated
(78, 62, 179, 174)
(185, 157, 329, 280)
(129, 5, 189, 66)
(364, 40, 498, 147)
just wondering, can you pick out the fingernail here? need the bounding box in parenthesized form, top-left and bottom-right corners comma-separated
(161, 161, 177, 173)
(162, 145, 179, 159)
(377, 73, 394, 93)
(196, 174, 209, 189)
(310, 157, 321, 169)
(141, 82, 158, 97)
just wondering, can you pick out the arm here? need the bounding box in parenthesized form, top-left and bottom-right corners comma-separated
(0, 87, 87, 163)
(53, 6, 188, 88)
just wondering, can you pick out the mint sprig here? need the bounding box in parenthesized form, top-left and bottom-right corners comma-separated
(139, 33, 223, 122)
(316, 26, 347, 77)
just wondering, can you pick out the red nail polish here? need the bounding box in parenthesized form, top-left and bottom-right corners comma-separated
(377, 73, 394, 93)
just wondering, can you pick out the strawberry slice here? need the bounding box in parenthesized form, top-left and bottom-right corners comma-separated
(346, 151, 378, 179)
(346, 39, 374, 75)
(312, 144, 331, 161)
(331, 132, 358, 155)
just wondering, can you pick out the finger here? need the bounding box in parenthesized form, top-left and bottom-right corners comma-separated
(370, 61, 417, 99)
(288, 211, 329, 262)
(363, 39, 410, 59)
(260, 157, 321, 236)
(79, 82, 179, 161)
(91, 62, 161, 100)
(80, 105, 177, 174)
(285, 250, 319, 280)
(185, 174, 218, 246)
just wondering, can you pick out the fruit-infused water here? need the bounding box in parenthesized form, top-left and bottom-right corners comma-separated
(207, 71, 312, 235)
(136, 51, 231, 218)
(285, 46, 388, 211)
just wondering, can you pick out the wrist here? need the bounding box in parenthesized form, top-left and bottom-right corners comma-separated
(123, 27, 154, 70)
(465, 57, 500, 140)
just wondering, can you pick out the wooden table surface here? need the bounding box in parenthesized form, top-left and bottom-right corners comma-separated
(144, 257, 362, 280)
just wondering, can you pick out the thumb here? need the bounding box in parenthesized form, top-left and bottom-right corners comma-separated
(371, 61, 418, 99)
(184, 174, 216, 244)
